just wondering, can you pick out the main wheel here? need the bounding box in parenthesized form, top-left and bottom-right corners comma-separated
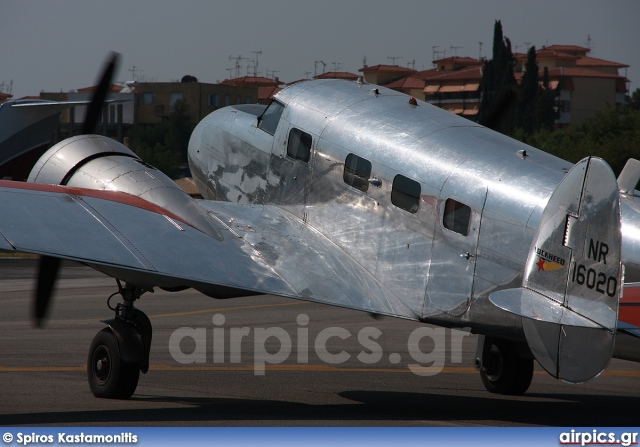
(479, 338, 533, 395)
(87, 328, 140, 399)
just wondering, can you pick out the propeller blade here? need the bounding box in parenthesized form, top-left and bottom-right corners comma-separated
(33, 52, 120, 326)
(34, 255, 61, 326)
(81, 52, 120, 135)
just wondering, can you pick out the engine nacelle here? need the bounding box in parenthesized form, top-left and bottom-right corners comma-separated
(28, 134, 221, 240)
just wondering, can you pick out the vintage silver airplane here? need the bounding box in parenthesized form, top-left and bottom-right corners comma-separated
(1, 56, 640, 399)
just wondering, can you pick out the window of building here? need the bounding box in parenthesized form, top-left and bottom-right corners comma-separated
(170, 92, 183, 111)
(208, 94, 219, 108)
(286, 128, 312, 163)
(258, 100, 285, 135)
(142, 92, 154, 105)
(443, 199, 471, 236)
(343, 153, 372, 192)
(246, 96, 252, 104)
(391, 175, 421, 213)
(225, 95, 231, 106)
(237, 96, 241, 104)
(108, 104, 117, 124)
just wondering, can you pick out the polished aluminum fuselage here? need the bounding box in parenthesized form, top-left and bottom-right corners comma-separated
(190, 80, 571, 333)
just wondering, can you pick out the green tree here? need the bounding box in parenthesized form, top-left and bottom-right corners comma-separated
(521, 105, 640, 175)
(533, 67, 557, 131)
(127, 99, 195, 178)
(630, 88, 640, 110)
(478, 20, 517, 135)
(516, 46, 539, 134)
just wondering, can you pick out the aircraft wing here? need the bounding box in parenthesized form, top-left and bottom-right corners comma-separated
(9, 99, 128, 110)
(0, 180, 408, 318)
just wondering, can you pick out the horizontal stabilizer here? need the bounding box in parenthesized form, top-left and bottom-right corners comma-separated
(490, 287, 600, 328)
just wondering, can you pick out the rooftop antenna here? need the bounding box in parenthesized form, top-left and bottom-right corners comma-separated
(128, 66, 143, 81)
(432, 46, 439, 64)
(407, 59, 416, 70)
(524, 42, 531, 51)
(304, 71, 312, 79)
(314, 60, 326, 76)
(478, 42, 483, 59)
(267, 69, 280, 80)
(387, 56, 402, 66)
(450, 46, 462, 57)
(229, 55, 250, 78)
(252, 50, 263, 77)
(331, 62, 342, 72)
(363, 55, 367, 67)
(226, 67, 234, 79)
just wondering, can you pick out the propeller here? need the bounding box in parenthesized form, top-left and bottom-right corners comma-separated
(33, 52, 121, 326)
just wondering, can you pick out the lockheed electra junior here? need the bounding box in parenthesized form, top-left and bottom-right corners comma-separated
(2, 67, 640, 398)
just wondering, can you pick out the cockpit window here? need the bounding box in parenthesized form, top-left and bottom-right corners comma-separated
(287, 128, 312, 163)
(258, 100, 284, 135)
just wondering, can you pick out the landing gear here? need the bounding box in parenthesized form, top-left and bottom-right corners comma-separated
(87, 282, 152, 399)
(88, 328, 140, 398)
(476, 336, 533, 395)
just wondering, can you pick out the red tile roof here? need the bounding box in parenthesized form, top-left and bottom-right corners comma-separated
(314, 71, 359, 80)
(221, 76, 283, 87)
(77, 84, 123, 93)
(384, 76, 426, 89)
(543, 44, 590, 55)
(358, 64, 417, 74)
(535, 50, 579, 61)
(415, 68, 444, 80)
(424, 67, 482, 81)
(432, 56, 483, 66)
(546, 67, 626, 79)
(258, 85, 282, 101)
(576, 56, 628, 68)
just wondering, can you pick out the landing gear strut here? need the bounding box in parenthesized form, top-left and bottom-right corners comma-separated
(475, 336, 533, 395)
(87, 282, 152, 399)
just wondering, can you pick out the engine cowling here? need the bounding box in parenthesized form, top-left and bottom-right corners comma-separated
(28, 134, 221, 240)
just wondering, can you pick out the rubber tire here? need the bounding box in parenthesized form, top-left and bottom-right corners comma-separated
(479, 338, 533, 395)
(87, 328, 140, 399)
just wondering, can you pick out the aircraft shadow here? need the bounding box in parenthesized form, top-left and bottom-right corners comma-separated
(1, 390, 638, 426)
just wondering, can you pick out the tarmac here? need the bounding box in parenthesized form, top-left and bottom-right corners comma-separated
(1, 259, 639, 426)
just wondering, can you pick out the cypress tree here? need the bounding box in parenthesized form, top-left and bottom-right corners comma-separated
(478, 20, 517, 135)
(517, 46, 539, 134)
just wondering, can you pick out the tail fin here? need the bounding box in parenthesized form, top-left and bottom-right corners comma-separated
(490, 157, 622, 383)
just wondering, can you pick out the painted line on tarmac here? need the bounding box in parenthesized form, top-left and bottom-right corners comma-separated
(2, 363, 640, 377)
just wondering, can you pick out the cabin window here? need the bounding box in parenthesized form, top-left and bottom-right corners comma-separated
(287, 128, 312, 163)
(391, 175, 421, 213)
(343, 154, 372, 192)
(258, 100, 285, 135)
(443, 199, 471, 236)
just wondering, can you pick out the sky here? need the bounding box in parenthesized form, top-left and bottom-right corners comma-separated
(2, 0, 639, 100)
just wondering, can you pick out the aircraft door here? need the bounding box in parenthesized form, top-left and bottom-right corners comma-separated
(426, 171, 487, 316)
